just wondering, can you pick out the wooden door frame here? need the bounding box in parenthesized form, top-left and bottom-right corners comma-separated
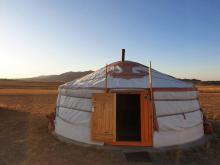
(106, 90, 153, 147)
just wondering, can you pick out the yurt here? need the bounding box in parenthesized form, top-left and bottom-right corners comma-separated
(54, 50, 204, 148)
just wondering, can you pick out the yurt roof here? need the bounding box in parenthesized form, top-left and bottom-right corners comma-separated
(60, 61, 193, 89)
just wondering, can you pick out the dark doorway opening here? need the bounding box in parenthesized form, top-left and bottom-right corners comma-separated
(116, 94, 141, 141)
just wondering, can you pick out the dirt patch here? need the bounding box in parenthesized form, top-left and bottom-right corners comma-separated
(0, 108, 126, 165)
(0, 108, 30, 164)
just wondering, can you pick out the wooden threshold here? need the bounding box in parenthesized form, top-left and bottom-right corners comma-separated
(106, 141, 151, 147)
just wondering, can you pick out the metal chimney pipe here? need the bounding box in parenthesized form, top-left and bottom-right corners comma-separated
(122, 49, 125, 62)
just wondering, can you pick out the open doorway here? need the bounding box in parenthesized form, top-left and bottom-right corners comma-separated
(116, 94, 141, 141)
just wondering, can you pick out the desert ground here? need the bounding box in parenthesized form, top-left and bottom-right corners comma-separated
(0, 81, 220, 165)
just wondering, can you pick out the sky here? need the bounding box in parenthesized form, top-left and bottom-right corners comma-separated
(0, 0, 220, 80)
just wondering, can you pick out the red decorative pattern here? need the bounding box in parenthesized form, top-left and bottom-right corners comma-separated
(107, 61, 148, 79)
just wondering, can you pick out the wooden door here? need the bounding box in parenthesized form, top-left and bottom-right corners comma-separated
(91, 93, 116, 142)
(141, 92, 153, 146)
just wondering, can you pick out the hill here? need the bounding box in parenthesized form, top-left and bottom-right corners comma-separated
(1, 72, 219, 85)
(180, 79, 220, 85)
(19, 71, 93, 82)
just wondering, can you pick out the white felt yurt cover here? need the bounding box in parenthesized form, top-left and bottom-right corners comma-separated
(55, 61, 204, 147)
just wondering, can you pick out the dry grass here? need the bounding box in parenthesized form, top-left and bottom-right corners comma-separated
(0, 82, 220, 165)
(0, 89, 57, 95)
(0, 81, 62, 89)
(197, 85, 220, 93)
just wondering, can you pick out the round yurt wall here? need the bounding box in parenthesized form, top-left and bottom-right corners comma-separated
(55, 88, 104, 145)
(153, 89, 203, 147)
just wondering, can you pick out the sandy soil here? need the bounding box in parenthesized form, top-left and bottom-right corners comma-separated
(0, 82, 220, 165)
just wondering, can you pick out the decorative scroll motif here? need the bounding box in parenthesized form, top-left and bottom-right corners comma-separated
(107, 61, 148, 79)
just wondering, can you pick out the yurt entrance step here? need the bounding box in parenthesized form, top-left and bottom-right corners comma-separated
(92, 92, 153, 147)
(116, 94, 141, 141)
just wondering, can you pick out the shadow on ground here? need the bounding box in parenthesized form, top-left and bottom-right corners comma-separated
(0, 108, 127, 165)
(0, 108, 30, 164)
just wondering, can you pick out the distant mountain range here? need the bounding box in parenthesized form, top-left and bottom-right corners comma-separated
(179, 79, 220, 85)
(21, 72, 220, 85)
(19, 71, 93, 82)
(0, 71, 219, 85)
